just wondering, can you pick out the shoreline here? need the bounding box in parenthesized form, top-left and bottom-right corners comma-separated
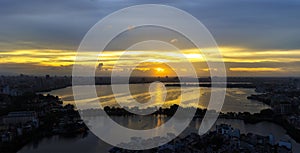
(24, 83, 300, 152)
(12, 110, 300, 153)
(37, 82, 256, 93)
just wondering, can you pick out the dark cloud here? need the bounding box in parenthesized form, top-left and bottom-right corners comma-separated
(0, 0, 299, 51)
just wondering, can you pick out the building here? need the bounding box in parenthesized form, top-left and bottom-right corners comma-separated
(278, 140, 292, 151)
(269, 134, 275, 146)
(216, 124, 240, 138)
(0, 94, 12, 109)
(3, 111, 38, 126)
(1, 132, 14, 142)
(293, 79, 300, 89)
(275, 102, 292, 115)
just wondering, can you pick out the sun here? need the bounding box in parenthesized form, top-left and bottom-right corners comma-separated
(155, 67, 165, 73)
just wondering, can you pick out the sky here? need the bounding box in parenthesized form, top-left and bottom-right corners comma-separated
(0, 0, 300, 77)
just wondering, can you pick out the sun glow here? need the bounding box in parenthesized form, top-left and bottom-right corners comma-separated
(155, 67, 165, 73)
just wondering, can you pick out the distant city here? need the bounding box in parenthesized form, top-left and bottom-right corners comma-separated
(1, 75, 300, 152)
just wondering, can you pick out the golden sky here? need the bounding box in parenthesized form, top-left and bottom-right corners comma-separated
(1, 46, 300, 76)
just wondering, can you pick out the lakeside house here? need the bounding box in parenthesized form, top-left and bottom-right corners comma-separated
(109, 124, 292, 153)
(3, 111, 38, 126)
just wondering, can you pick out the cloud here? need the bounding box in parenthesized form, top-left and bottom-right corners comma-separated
(0, 0, 299, 51)
(229, 67, 283, 72)
(0, 0, 300, 76)
(170, 39, 178, 43)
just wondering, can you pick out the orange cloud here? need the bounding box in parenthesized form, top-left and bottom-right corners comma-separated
(229, 67, 283, 72)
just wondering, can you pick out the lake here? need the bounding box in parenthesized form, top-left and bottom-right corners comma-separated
(40, 84, 270, 113)
(19, 84, 299, 152)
